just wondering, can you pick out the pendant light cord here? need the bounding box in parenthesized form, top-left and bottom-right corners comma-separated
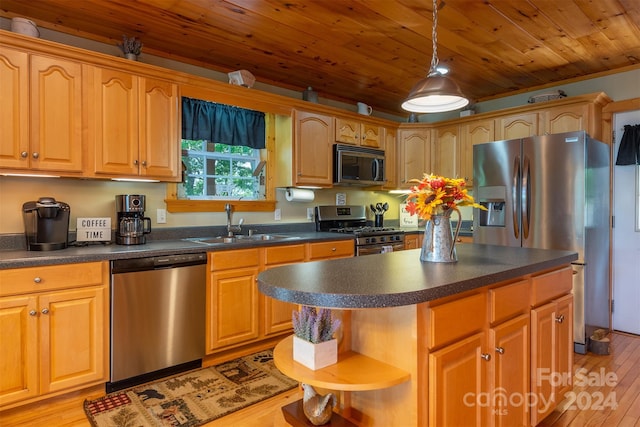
(429, 0, 440, 75)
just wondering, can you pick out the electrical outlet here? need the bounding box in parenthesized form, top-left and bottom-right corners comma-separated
(274, 208, 281, 221)
(157, 208, 167, 224)
(307, 208, 314, 221)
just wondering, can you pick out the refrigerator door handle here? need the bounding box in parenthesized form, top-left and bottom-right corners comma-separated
(522, 156, 531, 239)
(512, 156, 520, 239)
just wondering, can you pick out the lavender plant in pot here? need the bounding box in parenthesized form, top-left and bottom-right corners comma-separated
(292, 306, 341, 370)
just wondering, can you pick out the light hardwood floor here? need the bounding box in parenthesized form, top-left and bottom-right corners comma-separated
(1, 332, 638, 427)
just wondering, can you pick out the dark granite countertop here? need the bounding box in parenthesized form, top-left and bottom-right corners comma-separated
(0, 232, 353, 269)
(257, 244, 578, 309)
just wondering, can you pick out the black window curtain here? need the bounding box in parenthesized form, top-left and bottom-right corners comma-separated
(181, 97, 266, 149)
(616, 124, 640, 166)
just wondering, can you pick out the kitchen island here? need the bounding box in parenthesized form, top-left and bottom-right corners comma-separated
(258, 244, 578, 427)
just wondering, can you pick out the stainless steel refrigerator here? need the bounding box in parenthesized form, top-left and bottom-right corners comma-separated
(473, 131, 610, 354)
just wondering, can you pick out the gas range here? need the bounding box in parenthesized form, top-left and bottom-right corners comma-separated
(315, 205, 404, 255)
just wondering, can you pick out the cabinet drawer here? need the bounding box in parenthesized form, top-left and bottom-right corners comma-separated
(209, 248, 260, 270)
(531, 266, 573, 307)
(308, 240, 354, 260)
(426, 292, 486, 349)
(264, 244, 306, 266)
(490, 279, 530, 324)
(0, 262, 105, 296)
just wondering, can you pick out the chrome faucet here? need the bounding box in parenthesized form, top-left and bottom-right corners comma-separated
(224, 203, 244, 236)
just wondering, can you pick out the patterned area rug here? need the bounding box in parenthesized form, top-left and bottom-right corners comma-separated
(84, 349, 298, 427)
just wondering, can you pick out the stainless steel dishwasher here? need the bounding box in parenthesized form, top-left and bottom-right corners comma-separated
(108, 252, 207, 392)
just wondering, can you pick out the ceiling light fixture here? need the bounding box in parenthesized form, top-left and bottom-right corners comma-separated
(401, 0, 469, 113)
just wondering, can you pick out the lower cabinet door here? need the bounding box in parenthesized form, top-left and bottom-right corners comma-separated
(208, 267, 260, 351)
(39, 286, 107, 394)
(531, 301, 556, 425)
(0, 295, 39, 406)
(490, 314, 530, 427)
(429, 332, 488, 427)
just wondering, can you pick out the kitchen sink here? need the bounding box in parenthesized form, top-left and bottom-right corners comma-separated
(183, 234, 300, 245)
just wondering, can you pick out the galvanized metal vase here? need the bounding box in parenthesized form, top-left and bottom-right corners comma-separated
(420, 208, 462, 263)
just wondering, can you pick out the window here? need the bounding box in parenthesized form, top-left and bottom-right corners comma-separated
(180, 140, 265, 200)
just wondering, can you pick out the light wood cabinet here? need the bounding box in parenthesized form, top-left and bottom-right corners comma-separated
(404, 233, 422, 250)
(459, 119, 495, 186)
(429, 332, 488, 427)
(86, 65, 179, 181)
(207, 240, 353, 353)
(0, 262, 108, 409)
(496, 112, 539, 140)
(433, 125, 458, 179)
(531, 293, 574, 426)
(262, 245, 306, 336)
(292, 110, 334, 187)
(398, 127, 433, 188)
(422, 268, 573, 427)
(334, 117, 383, 148)
(382, 127, 398, 189)
(207, 249, 261, 351)
(0, 48, 83, 173)
(489, 314, 530, 427)
(307, 240, 354, 260)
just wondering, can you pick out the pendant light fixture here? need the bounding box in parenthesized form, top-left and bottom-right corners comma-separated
(402, 0, 469, 113)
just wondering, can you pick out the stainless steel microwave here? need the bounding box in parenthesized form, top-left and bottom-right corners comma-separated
(333, 144, 385, 186)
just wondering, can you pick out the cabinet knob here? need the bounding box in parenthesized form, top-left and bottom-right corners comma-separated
(555, 314, 565, 323)
(33, 277, 42, 283)
(21, 151, 28, 158)
(41, 308, 49, 315)
(32, 152, 39, 159)
(29, 310, 37, 316)
(495, 346, 505, 354)
(331, 247, 336, 252)
(134, 159, 139, 166)
(481, 353, 491, 361)
(141, 160, 147, 167)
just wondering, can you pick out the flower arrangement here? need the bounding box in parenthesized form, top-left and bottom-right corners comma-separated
(118, 35, 143, 55)
(292, 306, 341, 343)
(405, 173, 486, 220)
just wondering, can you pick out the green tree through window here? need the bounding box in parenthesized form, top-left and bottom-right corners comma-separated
(180, 140, 264, 200)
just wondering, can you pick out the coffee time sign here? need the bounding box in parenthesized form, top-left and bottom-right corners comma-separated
(77, 217, 111, 242)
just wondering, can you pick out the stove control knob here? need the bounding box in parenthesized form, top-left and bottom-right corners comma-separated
(371, 237, 376, 244)
(380, 236, 386, 243)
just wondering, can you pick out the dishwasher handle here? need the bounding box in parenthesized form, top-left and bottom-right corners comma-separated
(112, 253, 206, 273)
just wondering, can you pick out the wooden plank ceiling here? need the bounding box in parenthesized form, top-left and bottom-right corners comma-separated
(1, 0, 639, 115)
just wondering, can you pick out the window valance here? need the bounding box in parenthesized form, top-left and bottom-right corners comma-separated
(181, 97, 266, 149)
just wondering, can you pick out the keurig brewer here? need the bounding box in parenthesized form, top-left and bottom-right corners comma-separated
(115, 195, 151, 245)
(22, 197, 70, 251)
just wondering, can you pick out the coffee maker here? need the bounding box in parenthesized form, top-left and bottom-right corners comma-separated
(22, 197, 70, 251)
(115, 195, 151, 245)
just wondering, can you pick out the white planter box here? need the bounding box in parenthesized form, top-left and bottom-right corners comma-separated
(292, 336, 338, 370)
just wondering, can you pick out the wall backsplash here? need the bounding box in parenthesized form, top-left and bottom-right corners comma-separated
(0, 176, 413, 235)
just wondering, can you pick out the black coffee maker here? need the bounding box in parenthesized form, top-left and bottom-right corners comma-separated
(115, 194, 151, 245)
(22, 197, 70, 251)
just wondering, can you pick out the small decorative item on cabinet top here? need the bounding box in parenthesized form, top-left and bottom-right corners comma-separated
(405, 174, 486, 263)
(292, 306, 341, 370)
(118, 35, 143, 60)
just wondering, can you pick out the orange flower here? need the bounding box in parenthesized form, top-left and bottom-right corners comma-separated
(406, 174, 486, 220)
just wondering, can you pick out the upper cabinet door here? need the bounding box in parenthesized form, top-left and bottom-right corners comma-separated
(294, 110, 334, 187)
(86, 68, 179, 180)
(138, 77, 179, 180)
(496, 112, 538, 140)
(398, 128, 433, 188)
(0, 46, 29, 169)
(335, 117, 382, 149)
(30, 55, 83, 173)
(86, 66, 139, 176)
